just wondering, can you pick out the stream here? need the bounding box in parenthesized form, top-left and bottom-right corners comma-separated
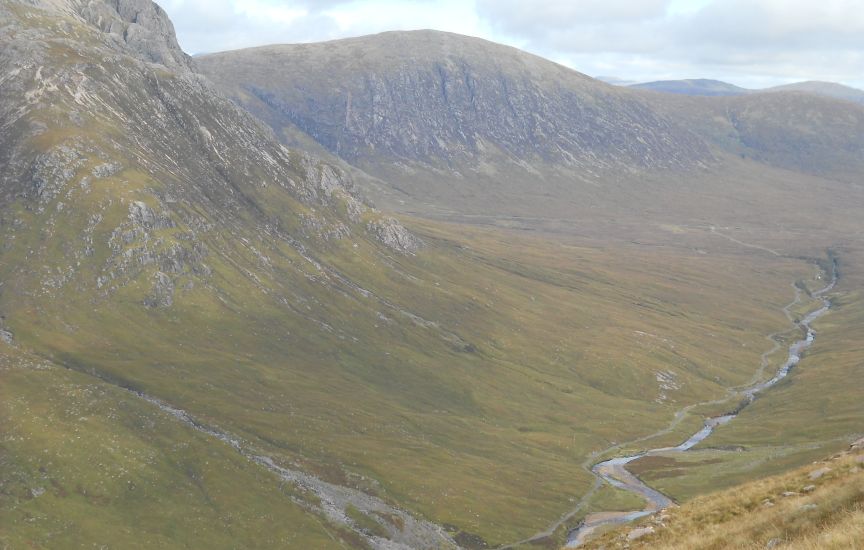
(566, 261, 837, 547)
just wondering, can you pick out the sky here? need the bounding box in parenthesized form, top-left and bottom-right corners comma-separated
(160, 0, 864, 89)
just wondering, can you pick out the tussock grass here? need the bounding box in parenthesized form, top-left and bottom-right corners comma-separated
(584, 448, 864, 549)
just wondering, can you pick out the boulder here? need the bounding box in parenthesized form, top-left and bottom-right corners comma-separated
(808, 467, 831, 480)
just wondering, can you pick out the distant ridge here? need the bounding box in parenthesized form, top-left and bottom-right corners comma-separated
(763, 80, 864, 105)
(631, 78, 748, 97)
(630, 78, 864, 104)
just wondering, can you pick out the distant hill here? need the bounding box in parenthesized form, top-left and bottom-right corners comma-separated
(198, 31, 711, 174)
(198, 31, 720, 217)
(763, 80, 864, 105)
(199, 33, 864, 219)
(630, 78, 749, 96)
(630, 78, 864, 106)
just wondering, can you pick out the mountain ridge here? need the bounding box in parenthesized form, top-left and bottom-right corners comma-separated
(198, 30, 714, 171)
(199, 29, 864, 220)
(629, 77, 864, 105)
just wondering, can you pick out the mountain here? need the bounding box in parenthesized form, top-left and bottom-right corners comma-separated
(647, 90, 864, 179)
(198, 33, 864, 223)
(630, 78, 749, 97)
(628, 79, 864, 107)
(4, 3, 840, 548)
(197, 31, 717, 217)
(763, 80, 864, 105)
(3, 3, 864, 549)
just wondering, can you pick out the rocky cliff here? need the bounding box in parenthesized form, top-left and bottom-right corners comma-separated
(198, 31, 714, 175)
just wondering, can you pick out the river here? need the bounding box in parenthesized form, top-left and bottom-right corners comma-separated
(566, 260, 837, 547)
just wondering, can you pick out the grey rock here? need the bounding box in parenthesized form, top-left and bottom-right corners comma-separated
(145, 271, 174, 308)
(129, 201, 156, 228)
(128, 201, 174, 230)
(801, 484, 816, 493)
(367, 218, 421, 254)
(29, 145, 84, 203)
(23, 0, 195, 71)
(809, 467, 831, 480)
(0, 329, 13, 344)
(199, 31, 713, 172)
(92, 161, 122, 178)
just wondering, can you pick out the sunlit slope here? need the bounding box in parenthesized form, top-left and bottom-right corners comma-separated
(583, 441, 864, 549)
(2, 2, 863, 549)
(626, 244, 864, 506)
(0, 349, 341, 549)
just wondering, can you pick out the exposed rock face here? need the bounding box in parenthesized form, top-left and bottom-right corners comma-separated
(1, 0, 421, 306)
(198, 31, 713, 173)
(81, 0, 192, 70)
(366, 217, 422, 255)
(19, 0, 193, 70)
(29, 145, 86, 204)
(199, 30, 864, 221)
(145, 270, 174, 307)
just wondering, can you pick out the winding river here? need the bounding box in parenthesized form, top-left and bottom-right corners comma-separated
(566, 260, 838, 547)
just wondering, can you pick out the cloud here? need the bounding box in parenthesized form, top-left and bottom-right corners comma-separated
(472, 0, 864, 87)
(160, 0, 864, 88)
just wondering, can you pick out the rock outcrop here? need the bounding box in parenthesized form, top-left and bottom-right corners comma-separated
(20, 0, 193, 70)
(199, 31, 713, 174)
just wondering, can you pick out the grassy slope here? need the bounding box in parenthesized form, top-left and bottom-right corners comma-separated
(2, 5, 864, 549)
(609, 238, 862, 511)
(2, 202, 816, 546)
(0, 349, 341, 549)
(584, 444, 864, 549)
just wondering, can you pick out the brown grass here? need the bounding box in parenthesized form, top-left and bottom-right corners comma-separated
(583, 448, 864, 549)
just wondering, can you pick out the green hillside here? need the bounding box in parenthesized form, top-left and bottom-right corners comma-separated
(2, 2, 864, 549)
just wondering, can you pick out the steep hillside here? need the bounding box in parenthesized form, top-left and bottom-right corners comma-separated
(651, 92, 864, 179)
(3, 3, 864, 550)
(630, 79, 748, 97)
(583, 440, 864, 549)
(8, 3, 860, 549)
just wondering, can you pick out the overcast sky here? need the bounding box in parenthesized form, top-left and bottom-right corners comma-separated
(161, 0, 864, 89)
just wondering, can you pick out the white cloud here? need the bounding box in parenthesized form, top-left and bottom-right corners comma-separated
(160, 0, 864, 88)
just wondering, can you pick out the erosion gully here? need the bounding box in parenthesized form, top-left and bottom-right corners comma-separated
(564, 259, 838, 547)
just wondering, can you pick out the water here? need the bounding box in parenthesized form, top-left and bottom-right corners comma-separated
(566, 261, 837, 547)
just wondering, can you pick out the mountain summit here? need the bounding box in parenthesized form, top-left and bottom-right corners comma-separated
(198, 30, 715, 216)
